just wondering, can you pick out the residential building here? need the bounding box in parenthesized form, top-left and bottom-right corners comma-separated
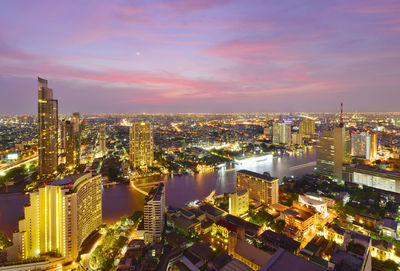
(99, 123, 107, 156)
(299, 119, 315, 137)
(7, 173, 102, 261)
(236, 170, 279, 205)
(38, 77, 58, 179)
(64, 120, 76, 168)
(130, 122, 154, 169)
(291, 132, 303, 146)
(282, 202, 318, 242)
(228, 189, 249, 217)
(272, 123, 291, 145)
(351, 132, 378, 161)
(144, 183, 165, 244)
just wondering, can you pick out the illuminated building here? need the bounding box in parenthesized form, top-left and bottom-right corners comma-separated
(272, 122, 291, 145)
(316, 103, 350, 181)
(291, 132, 303, 146)
(211, 220, 245, 252)
(344, 164, 400, 193)
(299, 119, 315, 137)
(38, 77, 58, 179)
(130, 122, 154, 169)
(298, 194, 327, 218)
(7, 173, 102, 261)
(98, 123, 107, 156)
(282, 202, 318, 242)
(72, 112, 81, 165)
(236, 170, 279, 205)
(144, 183, 165, 244)
(228, 189, 249, 217)
(64, 121, 76, 168)
(351, 132, 377, 161)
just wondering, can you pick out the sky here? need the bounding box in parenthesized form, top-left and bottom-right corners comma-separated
(0, 0, 399, 114)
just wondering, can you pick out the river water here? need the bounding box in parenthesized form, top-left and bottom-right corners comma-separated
(0, 148, 315, 237)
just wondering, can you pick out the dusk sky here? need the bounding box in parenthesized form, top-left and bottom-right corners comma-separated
(1, 0, 399, 114)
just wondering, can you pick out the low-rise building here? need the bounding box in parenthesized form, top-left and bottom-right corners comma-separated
(282, 202, 318, 242)
(260, 230, 301, 254)
(228, 189, 249, 217)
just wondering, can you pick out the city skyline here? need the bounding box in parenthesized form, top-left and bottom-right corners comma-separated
(1, 0, 400, 114)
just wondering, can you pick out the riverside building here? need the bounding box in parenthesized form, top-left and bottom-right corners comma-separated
(7, 173, 102, 262)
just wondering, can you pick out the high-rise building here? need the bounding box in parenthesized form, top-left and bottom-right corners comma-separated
(236, 170, 279, 205)
(144, 183, 165, 244)
(299, 119, 315, 137)
(351, 132, 378, 161)
(316, 103, 350, 181)
(99, 123, 107, 156)
(7, 173, 102, 261)
(130, 122, 154, 169)
(72, 112, 81, 165)
(228, 189, 249, 217)
(272, 123, 291, 145)
(291, 132, 303, 146)
(65, 120, 76, 168)
(38, 77, 58, 179)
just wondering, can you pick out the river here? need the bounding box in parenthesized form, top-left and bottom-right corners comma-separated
(0, 148, 316, 238)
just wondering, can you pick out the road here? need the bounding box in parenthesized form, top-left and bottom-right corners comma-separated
(0, 155, 38, 175)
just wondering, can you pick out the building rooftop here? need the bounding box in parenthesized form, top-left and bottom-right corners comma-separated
(383, 218, 397, 231)
(284, 206, 314, 222)
(235, 238, 272, 267)
(146, 183, 164, 202)
(199, 204, 225, 217)
(260, 230, 301, 252)
(260, 248, 327, 271)
(237, 169, 278, 182)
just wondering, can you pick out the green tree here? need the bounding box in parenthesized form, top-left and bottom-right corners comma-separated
(0, 232, 11, 250)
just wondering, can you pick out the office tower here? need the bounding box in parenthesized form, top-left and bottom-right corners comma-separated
(72, 112, 80, 134)
(99, 123, 107, 156)
(130, 122, 154, 169)
(272, 122, 291, 145)
(228, 189, 249, 216)
(236, 170, 279, 205)
(291, 132, 303, 146)
(72, 112, 81, 165)
(59, 119, 66, 155)
(65, 120, 76, 168)
(316, 103, 350, 181)
(351, 132, 377, 161)
(7, 173, 102, 261)
(144, 183, 165, 244)
(38, 77, 58, 179)
(299, 119, 315, 137)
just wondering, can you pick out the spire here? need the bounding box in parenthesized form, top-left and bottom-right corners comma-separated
(339, 101, 344, 128)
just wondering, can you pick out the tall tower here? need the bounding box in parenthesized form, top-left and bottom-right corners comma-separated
(272, 122, 291, 145)
(65, 120, 76, 168)
(130, 122, 154, 169)
(99, 123, 107, 156)
(299, 119, 315, 137)
(38, 77, 58, 180)
(72, 112, 81, 165)
(144, 183, 165, 244)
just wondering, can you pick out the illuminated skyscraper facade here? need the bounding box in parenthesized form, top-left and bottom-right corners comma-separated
(72, 112, 81, 165)
(38, 77, 58, 179)
(65, 120, 76, 168)
(130, 122, 154, 169)
(351, 132, 378, 161)
(272, 122, 291, 145)
(299, 119, 315, 137)
(7, 173, 102, 261)
(144, 183, 165, 244)
(99, 123, 107, 156)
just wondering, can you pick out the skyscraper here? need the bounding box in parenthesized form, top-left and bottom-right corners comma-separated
(130, 122, 154, 169)
(144, 183, 165, 244)
(272, 122, 291, 145)
(351, 132, 378, 161)
(72, 112, 81, 165)
(99, 123, 107, 156)
(299, 119, 315, 137)
(316, 103, 350, 181)
(7, 173, 102, 261)
(65, 120, 76, 168)
(38, 77, 58, 179)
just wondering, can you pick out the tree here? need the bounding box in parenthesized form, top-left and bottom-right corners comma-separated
(0, 232, 11, 250)
(271, 220, 285, 234)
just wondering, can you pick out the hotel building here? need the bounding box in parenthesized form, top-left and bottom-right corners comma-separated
(7, 173, 102, 261)
(236, 170, 279, 205)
